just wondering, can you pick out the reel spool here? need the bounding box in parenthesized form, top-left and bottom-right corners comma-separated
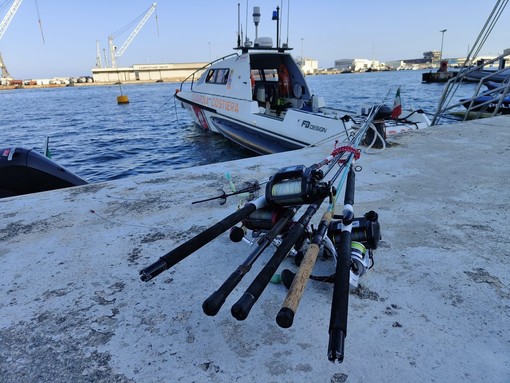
(265, 165, 331, 206)
(328, 211, 381, 250)
(327, 211, 380, 288)
(349, 241, 372, 288)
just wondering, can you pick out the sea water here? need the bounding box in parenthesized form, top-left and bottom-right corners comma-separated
(0, 70, 477, 183)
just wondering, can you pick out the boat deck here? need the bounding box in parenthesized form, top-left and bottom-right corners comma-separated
(1, 116, 509, 382)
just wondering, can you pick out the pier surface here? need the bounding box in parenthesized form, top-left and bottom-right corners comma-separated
(1, 116, 509, 383)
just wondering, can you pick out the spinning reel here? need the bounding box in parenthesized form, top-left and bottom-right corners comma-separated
(328, 211, 381, 288)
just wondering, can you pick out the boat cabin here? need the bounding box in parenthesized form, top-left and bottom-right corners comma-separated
(191, 50, 312, 118)
(248, 52, 311, 113)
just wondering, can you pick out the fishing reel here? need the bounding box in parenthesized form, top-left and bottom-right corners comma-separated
(265, 165, 332, 207)
(328, 210, 381, 250)
(229, 206, 295, 243)
(327, 211, 381, 288)
(242, 206, 285, 231)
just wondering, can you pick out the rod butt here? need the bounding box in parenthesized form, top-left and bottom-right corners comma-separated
(202, 290, 227, 316)
(231, 293, 255, 321)
(139, 259, 168, 282)
(276, 307, 295, 328)
(328, 329, 346, 363)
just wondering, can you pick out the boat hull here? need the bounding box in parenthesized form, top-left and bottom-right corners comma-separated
(460, 95, 510, 114)
(463, 68, 510, 83)
(209, 116, 303, 154)
(176, 92, 356, 154)
(0, 147, 87, 198)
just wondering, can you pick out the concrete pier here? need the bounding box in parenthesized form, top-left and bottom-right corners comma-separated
(1, 116, 509, 383)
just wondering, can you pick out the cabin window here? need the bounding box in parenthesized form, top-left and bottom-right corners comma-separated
(205, 69, 215, 83)
(205, 68, 230, 84)
(263, 69, 279, 82)
(251, 69, 262, 82)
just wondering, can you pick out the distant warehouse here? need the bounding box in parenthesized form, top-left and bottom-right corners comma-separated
(92, 62, 208, 83)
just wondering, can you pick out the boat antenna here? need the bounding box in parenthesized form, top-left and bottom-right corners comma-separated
(286, 0, 290, 47)
(279, 0, 283, 46)
(245, 0, 249, 46)
(272, 6, 280, 48)
(237, 3, 241, 47)
(253, 6, 260, 40)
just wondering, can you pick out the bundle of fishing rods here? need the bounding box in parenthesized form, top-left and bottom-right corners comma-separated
(140, 106, 383, 363)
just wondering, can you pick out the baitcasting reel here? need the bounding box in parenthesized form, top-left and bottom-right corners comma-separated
(265, 165, 332, 206)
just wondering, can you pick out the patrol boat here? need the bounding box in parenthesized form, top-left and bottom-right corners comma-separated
(175, 6, 429, 155)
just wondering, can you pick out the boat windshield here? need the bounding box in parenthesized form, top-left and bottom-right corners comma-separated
(205, 68, 230, 84)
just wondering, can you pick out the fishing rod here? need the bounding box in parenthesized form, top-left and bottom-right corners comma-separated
(230, 112, 378, 321)
(139, 195, 267, 282)
(139, 102, 384, 363)
(191, 181, 260, 205)
(327, 162, 355, 363)
(231, 197, 329, 320)
(139, 139, 356, 282)
(272, 106, 381, 359)
(275, 160, 355, 329)
(202, 206, 299, 316)
(206, 135, 365, 319)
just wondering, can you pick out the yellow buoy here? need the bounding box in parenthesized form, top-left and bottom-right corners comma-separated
(117, 95, 129, 104)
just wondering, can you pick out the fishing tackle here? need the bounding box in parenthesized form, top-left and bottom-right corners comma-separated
(139, 103, 385, 363)
(265, 165, 331, 206)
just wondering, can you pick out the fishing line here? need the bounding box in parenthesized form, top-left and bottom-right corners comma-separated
(89, 209, 168, 230)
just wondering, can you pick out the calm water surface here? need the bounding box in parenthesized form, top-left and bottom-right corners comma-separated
(1, 70, 476, 183)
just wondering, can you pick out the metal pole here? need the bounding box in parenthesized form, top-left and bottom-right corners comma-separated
(439, 29, 447, 61)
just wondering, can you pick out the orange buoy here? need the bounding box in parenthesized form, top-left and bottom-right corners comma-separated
(117, 95, 129, 104)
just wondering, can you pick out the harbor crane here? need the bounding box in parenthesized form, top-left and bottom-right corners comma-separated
(108, 2, 157, 68)
(0, 0, 23, 79)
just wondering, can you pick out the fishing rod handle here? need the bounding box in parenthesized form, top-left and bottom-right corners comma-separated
(343, 167, 356, 207)
(231, 221, 306, 321)
(276, 243, 320, 328)
(139, 196, 266, 282)
(203, 267, 246, 316)
(328, 162, 356, 362)
(231, 201, 324, 321)
(276, 210, 333, 328)
(202, 207, 298, 316)
(328, 229, 352, 363)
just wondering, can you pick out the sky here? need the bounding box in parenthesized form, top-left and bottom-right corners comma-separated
(0, 0, 508, 79)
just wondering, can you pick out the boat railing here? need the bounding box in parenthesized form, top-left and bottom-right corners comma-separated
(432, 48, 510, 124)
(179, 53, 239, 91)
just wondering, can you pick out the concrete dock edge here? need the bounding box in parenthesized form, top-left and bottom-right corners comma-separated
(1, 116, 509, 383)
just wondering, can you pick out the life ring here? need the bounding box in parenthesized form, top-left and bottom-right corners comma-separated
(278, 64, 290, 97)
